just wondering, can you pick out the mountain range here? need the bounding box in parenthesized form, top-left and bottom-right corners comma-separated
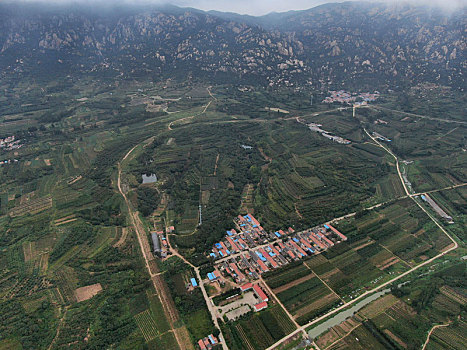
(0, 1, 465, 90)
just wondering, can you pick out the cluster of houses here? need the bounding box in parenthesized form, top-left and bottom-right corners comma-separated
(322, 90, 380, 105)
(197, 334, 219, 350)
(0, 135, 22, 151)
(210, 214, 347, 283)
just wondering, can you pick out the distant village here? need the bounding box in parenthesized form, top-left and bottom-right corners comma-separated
(323, 90, 380, 105)
(0, 135, 23, 151)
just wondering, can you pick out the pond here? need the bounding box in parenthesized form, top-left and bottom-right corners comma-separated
(142, 173, 157, 184)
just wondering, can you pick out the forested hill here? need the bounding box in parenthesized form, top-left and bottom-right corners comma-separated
(0, 1, 465, 90)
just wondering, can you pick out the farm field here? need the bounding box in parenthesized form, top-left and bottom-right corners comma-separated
(261, 196, 456, 329)
(314, 261, 466, 350)
(222, 304, 296, 350)
(426, 320, 467, 350)
(0, 64, 465, 350)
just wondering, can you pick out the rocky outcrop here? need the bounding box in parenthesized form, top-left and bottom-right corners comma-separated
(0, 2, 464, 89)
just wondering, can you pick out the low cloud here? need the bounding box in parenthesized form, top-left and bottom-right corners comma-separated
(4, 0, 466, 15)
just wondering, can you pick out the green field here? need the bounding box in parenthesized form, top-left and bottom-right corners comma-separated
(223, 304, 296, 350)
(0, 72, 465, 349)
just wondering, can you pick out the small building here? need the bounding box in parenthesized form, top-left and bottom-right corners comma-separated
(198, 339, 207, 350)
(191, 278, 198, 287)
(151, 233, 161, 257)
(240, 283, 253, 292)
(253, 284, 268, 302)
(254, 301, 268, 312)
(197, 334, 219, 349)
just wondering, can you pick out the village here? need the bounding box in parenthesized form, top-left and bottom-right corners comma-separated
(322, 90, 380, 105)
(0, 135, 23, 152)
(180, 213, 349, 327)
(207, 214, 346, 283)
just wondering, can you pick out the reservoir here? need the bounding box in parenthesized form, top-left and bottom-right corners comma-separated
(142, 173, 157, 184)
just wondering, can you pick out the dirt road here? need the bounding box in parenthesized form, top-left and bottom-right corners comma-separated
(421, 322, 452, 350)
(117, 142, 190, 350)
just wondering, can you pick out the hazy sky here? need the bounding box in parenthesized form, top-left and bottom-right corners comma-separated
(6, 0, 466, 15)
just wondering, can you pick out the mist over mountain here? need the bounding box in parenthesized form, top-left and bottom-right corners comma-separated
(0, 1, 465, 90)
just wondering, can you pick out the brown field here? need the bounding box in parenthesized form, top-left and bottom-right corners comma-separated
(358, 294, 398, 319)
(9, 196, 52, 217)
(320, 268, 342, 282)
(316, 317, 360, 349)
(22, 241, 35, 263)
(294, 293, 339, 319)
(414, 228, 425, 237)
(201, 190, 210, 205)
(67, 175, 82, 185)
(377, 256, 400, 270)
(369, 249, 395, 267)
(273, 273, 316, 294)
(174, 326, 194, 350)
(55, 218, 78, 226)
(353, 240, 375, 251)
(75, 283, 103, 302)
(39, 253, 49, 274)
(440, 286, 467, 305)
(387, 300, 416, 318)
(152, 275, 180, 324)
(54, 215, 76, 226)
(384, 329, 407, 349)
(149, 260, 160, 275)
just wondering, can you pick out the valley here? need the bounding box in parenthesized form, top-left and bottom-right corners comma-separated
(0, 2, 465, 350)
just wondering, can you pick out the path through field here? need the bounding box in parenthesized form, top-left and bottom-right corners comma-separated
(421, 322, 452, 350)
(117, 141, 191, 350)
